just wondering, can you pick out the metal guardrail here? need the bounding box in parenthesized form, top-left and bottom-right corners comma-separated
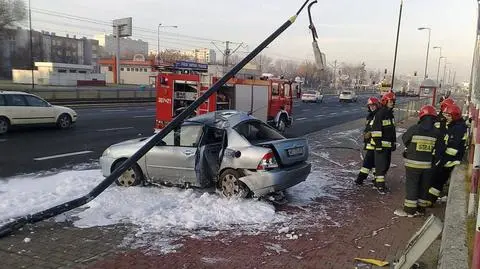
(19, 88, 157, 103)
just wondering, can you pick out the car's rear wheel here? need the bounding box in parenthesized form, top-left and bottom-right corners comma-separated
(0, 117, 10, 135)
(57, 114, 72, 129)
(219, 169, 250, 198)
(113, 160, 144, 187)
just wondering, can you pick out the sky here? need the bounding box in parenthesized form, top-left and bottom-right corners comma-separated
(24, 0, 478, 82)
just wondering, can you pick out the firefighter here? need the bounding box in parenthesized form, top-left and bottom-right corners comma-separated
(370, 91, 396, 194)
(355, 97, 381, 185)
(394, 105, 444, 217)
(427, 103, 468, 205)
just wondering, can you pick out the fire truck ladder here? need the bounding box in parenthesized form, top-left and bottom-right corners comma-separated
(199, 74, 212, 114)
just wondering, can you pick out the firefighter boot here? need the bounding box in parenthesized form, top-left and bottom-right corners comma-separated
(374, 176, 389, 194)
(355, 172, 368, 185)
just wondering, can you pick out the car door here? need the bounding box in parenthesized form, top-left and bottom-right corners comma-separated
(23, 95, 55, 124)
(3, 94, 30, 125)
(145, 124, 203, 186)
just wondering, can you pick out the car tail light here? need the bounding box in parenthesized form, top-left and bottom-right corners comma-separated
(257, 151, 278, 170)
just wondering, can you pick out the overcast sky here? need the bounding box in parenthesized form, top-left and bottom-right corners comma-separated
(27, 0, 477, 82)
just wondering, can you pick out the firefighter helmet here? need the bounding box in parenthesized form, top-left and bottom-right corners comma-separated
(440, 98, 455, 112)
(381, 91, 396, 105)
(419, 105, 437, 119)
(443, 103, 462, 121)
(367, 97, 380, 106)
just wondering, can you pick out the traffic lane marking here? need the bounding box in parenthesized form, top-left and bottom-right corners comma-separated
(34, 151, 94, 161)
(0, 139, 6, 142)
(296, 117, 307, 121)
(102, 109, 128, 112)
(97, 127, 134, 132)
(133, 115, 155, 118)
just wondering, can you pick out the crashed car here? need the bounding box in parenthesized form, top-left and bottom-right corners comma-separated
(100, 110, 311, 199)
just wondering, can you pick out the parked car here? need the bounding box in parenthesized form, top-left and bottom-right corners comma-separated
(339, 90, 358, 103)
(0, 91, 77, 134)
(301, 90, 324, 103)
(100, 110, 311, 199)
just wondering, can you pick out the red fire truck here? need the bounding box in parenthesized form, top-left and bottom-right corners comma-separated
(155, 65, 294, 133)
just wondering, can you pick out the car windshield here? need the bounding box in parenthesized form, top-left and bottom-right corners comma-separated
(341, 91, 352, 95)
(304, 91, 316, 94)
(234, 120, 284, 144)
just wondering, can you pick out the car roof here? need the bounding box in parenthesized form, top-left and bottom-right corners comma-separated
(185, 110, 256, 129)
(0, 90, 29, 95)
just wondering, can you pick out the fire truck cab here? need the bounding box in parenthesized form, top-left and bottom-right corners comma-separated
(155, 63, 293, 133)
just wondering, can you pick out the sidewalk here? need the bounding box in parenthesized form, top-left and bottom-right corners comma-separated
(0, 117, 446, 269)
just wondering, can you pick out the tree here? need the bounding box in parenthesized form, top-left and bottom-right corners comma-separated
(0, 0, 26, 32)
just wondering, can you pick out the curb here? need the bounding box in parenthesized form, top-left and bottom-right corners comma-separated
(438, 164, 469, 269)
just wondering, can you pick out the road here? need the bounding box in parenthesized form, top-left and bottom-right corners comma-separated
(0, 94, 406, 178)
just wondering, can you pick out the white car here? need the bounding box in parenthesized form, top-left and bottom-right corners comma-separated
(301, 90, 323, 103)
(0, 91, 77, 134)
(339, 90, 358, 103)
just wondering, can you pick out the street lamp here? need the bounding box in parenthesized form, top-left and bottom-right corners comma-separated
(157, 23, 178, 61)
(418, 27, 431, 79)
(433, 46, 442, 84)
(442, 60, 450, 88)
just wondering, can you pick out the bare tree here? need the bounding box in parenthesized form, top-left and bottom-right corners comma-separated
(0, 0, 26, 32)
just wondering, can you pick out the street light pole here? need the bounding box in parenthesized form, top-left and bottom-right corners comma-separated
(157, 24, 178, 62)
(442, 60, 449, 87)
(433, 46, 442, 84)
(28, 0, 34, 89)
(391, 0, 403, 90)
(418, 27, 431, 79)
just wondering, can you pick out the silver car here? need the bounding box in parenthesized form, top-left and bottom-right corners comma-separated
(100, 110, 311, 199)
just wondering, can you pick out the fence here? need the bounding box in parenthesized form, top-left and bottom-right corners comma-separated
(393, 97, 433, 122)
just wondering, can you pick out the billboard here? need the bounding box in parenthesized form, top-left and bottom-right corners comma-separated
(174, 61, 208, 71)
(113, 17, 132, 37)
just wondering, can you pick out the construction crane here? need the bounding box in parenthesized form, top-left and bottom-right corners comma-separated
(308, 1, 325, 71)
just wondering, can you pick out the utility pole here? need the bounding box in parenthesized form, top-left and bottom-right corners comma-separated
(391, 0, 403, 90)
(28, 0, 34, 89)
(212, 41, 244, 74)
(328, 60, 338, 89)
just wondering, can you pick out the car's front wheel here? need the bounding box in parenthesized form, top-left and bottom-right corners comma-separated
(0, 117, 10, 135)
(113, 160, 144, 187)
(219, 169, 250, 198)
(57, 114, 72, 129)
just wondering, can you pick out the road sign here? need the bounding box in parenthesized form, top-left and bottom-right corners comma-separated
(113, 17, 132, 37)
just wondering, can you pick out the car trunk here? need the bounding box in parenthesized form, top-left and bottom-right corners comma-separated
(258, 138, 309, 167)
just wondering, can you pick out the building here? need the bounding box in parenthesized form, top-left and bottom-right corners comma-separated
(12, 62, 105, 86)
(0, 27, 100, 78)
(99, 55, 156, 85)
(182, 48, 216, 64)
(94, 34, 148, 58)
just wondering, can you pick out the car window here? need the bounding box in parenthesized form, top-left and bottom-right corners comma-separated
(162, 125, 203, 147)
(304, 91, 316, 94)
(234, 120, 284, 144)
(272, 83, 279, 96)
(24, 95, 49, 107)
(4, 94, 27, 106)
(284, 84, 290, 97)
(341, 91, 351, 95)
(0, 95, 5, 106)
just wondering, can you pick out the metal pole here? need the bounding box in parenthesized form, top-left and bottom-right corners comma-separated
(435, 47, 442, 84)
(28, 0, 34, 89)
(425, 29, 431, 79)
(116, 26, 121, 85)
(157, 23, 161, 62)
(0, 0, 313, 238)
(442, 60, 448, 87)
(391, 0, 403, 90)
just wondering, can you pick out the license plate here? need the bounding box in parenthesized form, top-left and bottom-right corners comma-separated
(287, 147, 303, 156)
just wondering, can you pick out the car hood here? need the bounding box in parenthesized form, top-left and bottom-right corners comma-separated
(111, 136, 152, 148)
(52, 105, 77, 114)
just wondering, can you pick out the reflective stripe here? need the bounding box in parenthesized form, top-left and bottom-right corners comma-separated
(366, 144, 375, 150)
(382, 119, 392, 126)
(376, 148, 383, 151)
(375, 176, 385, 183)
(372, 168, 376, 173)
(445, 147, 458, 156)
(360, 167, 370, 174)
(463, 132, 468, 140)
(434, 122, 441, 128)
(370, 139, 376, 145)
(429, 187, 441, 197)
(418, 199, 430, 207)
(412, 135, 437, 142)
(444, 160, 460, 167)
(404, 199, 417, 208)
(404, 159, 432, 169)
(381, 141, 392, 147)
(371, 131, 382, 137)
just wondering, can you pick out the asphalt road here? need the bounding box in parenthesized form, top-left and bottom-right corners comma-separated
(0, 94, 407, 178)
